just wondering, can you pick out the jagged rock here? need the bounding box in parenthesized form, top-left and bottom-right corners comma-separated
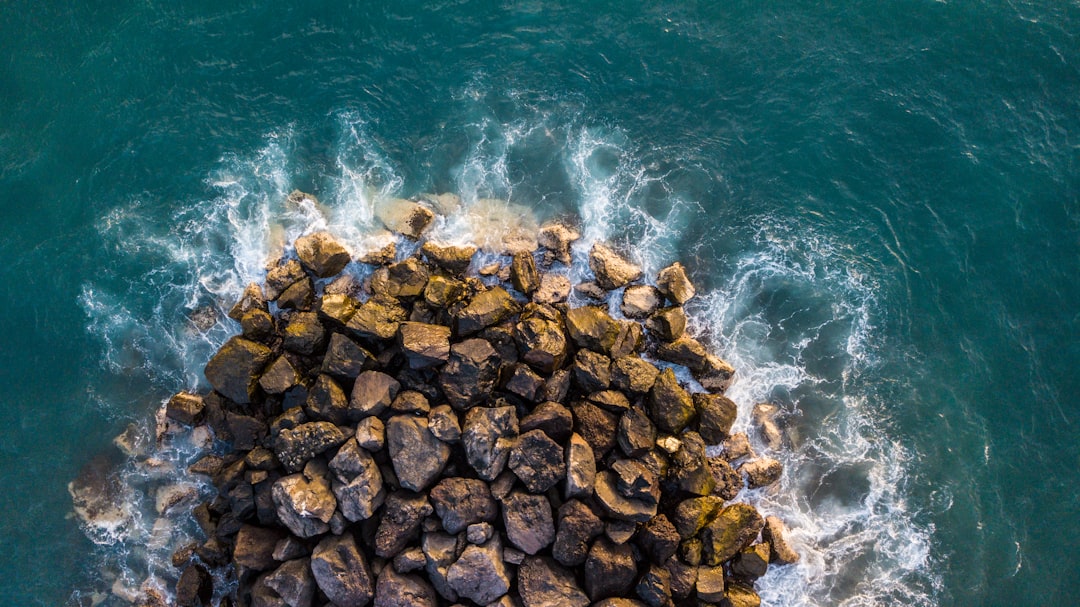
(564, 432, 597, 499)
(311, 534, 374, 607)
(421, 531, 462, 601)
(359, 240, 396, 265)
(572, 349, 611, 393)
(421, 241, 477, 275)
(620, 285, 662, 319)
(610, 458, 660, 507)
(282, 312, 326, 356)
(462, 405, 518, 480)
(204, 336, 273, 404)
(346, 296, 407, 340)
(278, 276, 314, 310)
(538, 368, 572, 403)
(376, 199, 435, 240)
(670, 496, 724, 539)
(439, 338, 501, 409)
(294, 231, 351, 278)
(175, 564, 213, 607)
(273, 422, 349, 473)
(427, 405, 461, 443)
(465, 523, 493, 545)
(617, 406, 656, 457)
(321, 333, 375, 381)
(226, 411, 267, 450)
(588, 389, 630, 413)
(739, 457, 783, 489)
(423, 275, 467, 309)
(610, 319, 644, 358)
(552, 499, 603, 567)
(645, 307, 686, 342)
(514, 305, 569, 374)
(611, 356, 660, 395)
(520, 401, 573, 443)
(501, 363, 544, 401)
(762, 515, 800, 564)
(518, 557, 589, 607)
(656, 262, 695, 305)
(708, 456, 743, 501)
(397, 322, 451, 369)
(375, 491, 433, 558)
(259, 356, 299, 395)
(694, 393, 738, 444)
(533, 274, 571, 304)
(594, 470, 656, 522)
(502, 490, 555, 555)
(349, 370, 401, 420)
(721, 432, 755, 462)
(694, 565, 726, 602)
(663, 556, 697, 600)
(166, 392, 204, 426)
(354, 416, 385, 452)
(234, 525, 286, 570)
(318, 292, 359, 329)
(731, 542, 771, 579)
(537, 223, 580, 265)
(638, 514, 679, 564)
(230, 282, 266, 320)
(306, 374, 348, 425)
(678, 537, 703, 566)
(261, 558, 314, 607)
(570, 401, 618, 458)
(265, 259, 306, 301)
(394, 548, 427, 574)
(670, 431, 716, 496)
(374, 567, 438, 607)
(329, 439, 385, 521)
(478, 262, 501, 276)
(696, 354, 737, 393)
(635, 564, 671, 607)
(272, 473, 335, 538)
(456, 286, 520, 336)
(511, 251, 541, 294)
(584, 537, 637, 600)
(725, 583, 762, 607)
(446, 537, 511, 605)
(241, 308, 275, 341)
(564, 306, 621, 354)
(574, 281, 607, 300)
(387, 416, 450, 492)
(508, 429, 565, 493)
(589, 243, 642, 290)
(752, 403, 784, 450)
(647, 368, 695, 434)
(429, 477, 497, 533)
(700, 503, 765, 566)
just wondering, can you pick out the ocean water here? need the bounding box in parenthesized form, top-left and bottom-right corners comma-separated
(1, 1, 1078, 605)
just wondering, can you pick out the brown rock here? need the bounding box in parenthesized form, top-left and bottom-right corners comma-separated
(204, 336, 273, 404)
(509, 429, 565, 493)
(584, 537, 637, 600)
(329, 439, 385, 522)
(455, 286, 520, 336)
(520, 401, 573, 443)
(229, 282, 266, 321)
(375, 491, 433, 558)
(670, 431, 716, 496)
(349, 370, 401, 419)
(694, 392, 738, 444)
(320, 333, 375, 381)
(564, 306, 621, 354)
(725, 583, 762, 607)
(552, 499, 603, 567)
(620, 285, 662, 319)
(429, 477, 497, 534)
(617, 406, 656, 457)
(346, 296, 407, 341)
(700, 503, 765, 566)
(377, 199, 435, 240)
(502, 490, 555, 555)
(166, 392, 204, 426)
(282, 312, 326, 356)
(510, 251, 541, 294)
(374, 567, 438, 607)
(594, 470, 656, 522)
(439, 338, 501, 410)
(271, 473, 335, 538)
(295, 231, 351, 278)
(277, 276, 314, 310)
(265, 259, 306, 301)
(518, 557, 589, 607)
(421, 241, 477, 275)
(611, 356, 660, 395)
(762, 515, 800, 564)
(272, 421, 349, 473)
(694, 565, 726, 602)
(261, 557, 314, 607)
(514, 305, 570, 374)
(233, 525, 285, 571)
(537, 223, 580, 265)
(570, 401, 618, 458)
(731, 542, 771, 579)
(564, 432, 597, 499)
(386, 415, 450, 492)
(533, 274, 571, 304)
(501, 363, 545, 402)
(259, 356, 299, 395)
(645, 307, 686, 342)
(670, 496, 724, 539)
(446, 537, 511, 605)
(462, 405, 519, 480)
(656, 262, 696, 305)
(398, 322, 451, 369)
(647, 368, 695, 434)
(589, 243, 642, 290)
(637, 514, 679, 565)
(311, 533, 374, 607)
(427, 405, 461, 443)
(708, 456, 743, 501)
(739, 457, 783, 489)
(634, 564, 671, 607)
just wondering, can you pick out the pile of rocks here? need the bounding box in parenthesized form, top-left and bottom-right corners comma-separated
(164, 199, 798, 607)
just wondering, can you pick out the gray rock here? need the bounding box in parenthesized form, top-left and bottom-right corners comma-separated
(572, 349, 611, 393)
(329, 439, 385, 522)
(656, 262, 696, 305)
(447, 537, 511, 605)
(387, 416, 450, 492)
(620, 285, 662, 319)
(589, 243, 642, 290)
(311, 534, 374, 607)
(462, 406, 519, 481)
(422, 531, 463, 601)
(374, 567, 438, 607)
(398, 322, 452, 369)
(271, 473, 335, 538)
(593, 470, 656, 522)
(508, 429, 565, 493)
(349, 370, 401, 420)
(570, 400, 619, 458)
(427, 405, 461, 443)
(273, 422, 349, 473)
(520, 401, 573, 443)
(429, 477, 498, 534)
(664, 556, 697, 600)
(259, 356, 299, 395)
(518, 557, 589, 607)
(501, 363, 545, 402)
(295, 231, 351, 278)
(617, 406, 656, 457)
(584, 537, 637, 600)
(204, 336, 273, 404)
(394, 548, 428, 574)
(320, 332, 375, 381)
(637, 514, 680, 565)
(466, 522, 494, 544)
(533, 274, 571, 304)
(552, 499, 603, 567)
(439, 338, 501, 410)
(261, 558, 314, 607)
(502, 490, 555, 555)
(635, 564, 671, 607)
(354, 416, 385, 452)
(564, 433, 597, 499)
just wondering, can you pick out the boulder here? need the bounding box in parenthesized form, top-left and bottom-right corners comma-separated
(394, 548, 427, 574)
(647, 368, 695, 434)
(584, 537, 637, 600)
(656, 262, 696, 305)
(374, 567, 438, 607)
(740, 457, 783, 489)
(533, 273, 571, 304)
(446, 537, 511, 605)
(501, 363, 544, 401)
(439, 338, 501, 410)
(462, 405, 519, 480)
(429, 477, 498, 534)
(721, 432, 755, 462)
(349, 370, 401, 420)
(375, 491, 433, 558)
(694, 565, 726, 602)
(752, 402, 784, 450)
(700, 503, 765, 566)
(589, 243, 642, 290)
(670, 496, 724, 539)
(305, 374, 349, 425)
(508, 429, 565, 493)
(593, 470, 656, 522)
(537, 223, 580, 265)
(511, 251, 541, 294)
(663, 556, 697, 600)
(696, 354, 737, 393)
(617, 406, 656, 457)
(731, 542, 771, 579)
(552, 499, 603, 567)
(421, 531, 462, 601)
(376, 198, 435, 240)
(354, 416, 385, 451)
(725, 583, 762, 607)
(708, 456, 743, 501)
(588, 389, 630, 413)
(467, 522, 494, 544)
(233, 525, 286, 570)
(762, 515, 800, 564)
(637, 514, 680, 565)
(610, 356, 660, 395)
(317, 292, 359, 329)
(320, 333, 375, 381)
(241, 308, 275, 341)
(610, 458, 660, 507)
(518, 557, 589, 607)
(620, 285, 662, 319)
(165, 392, 204, 426)
(277, 276, 314, 310)
(264, 259, 307, 301)
(634, 565, 671, 607)
(259, 356, 299, 395)
(329, 439, 385, 522)
(261, 558, 315, 607)
(311, 534, 374, 607)
(272, 422, 349, 473)
(271, 473, 335, 538)
(570, 401, 619, 458)
(282, 312, 326, 356)
(294, 231, 351, 278)
(572, 349, 611, 393)
(346, 296, 407, 341)
(358, 240, 396, 265)
(175, 564, 213, 607)
(670, 431, 716, 496)
(386, 416, 450, 492)
(564, 432, 597, 499)
(520, 401, 573, 443)
(204, 336, 273, 404)
(610, 319, 644, 358)
(694, 393, 738, 444)
(230, 282, 266, 321)
(398, 322, 451, 369)
(420, 241, 477, 275)
(514, 306, 570, 374)
(564, 306, 621, 354)
(455, 287, 520, 336)
(502, 490, 555, 555)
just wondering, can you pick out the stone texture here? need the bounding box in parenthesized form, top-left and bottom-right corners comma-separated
(398, 322, 452, 369)
(537, 223, 580, 265)
(514, 305, 570, 374)
(502, 490, 555, 555)
(305, 374, 349, 425)
(518, 557, 589, 607)
(645, 307, 686, 342)
(589, 243, 642, 290)
(346, 296, 407, 341)
(271, 473, 335, 538)
(462, 406, 519, 481)
(349, 370, 401, 420)
(520, 401, 573, 443)
(694, 392, 738, 444)
(439, 338, 501, 410)
(233, 525, 286, 571)
(282, 312, 326, 356)
(593, 470, 656, 522)
(204, 336, 273, 404)
(739, 457, 783, 489)
(533, 273, 571, 304)
(564, 432, 597, 499)
(259, 356, 300, 395)
(610, 356, 660, 395)
(329, 439, 385, 522)
(762, 515, 800, 564)
(700, 503, 765, 566)
(584, 537, 637, 600)
(656, 262, 696, 305)
(311, 534, 374, 607)
(294, 231, 351, 278)
(375, 491, 433, 558)
(508, 429, 565, 493)
(552, 499, 603, 567)
(564, 306, 622, 354)
(456, 286, 520, 336)
(427, 405, 461, 443)
(429, 477, 497, 534)
(446, 537, 511, 605)
(421, 241, 477, 275)
(511, 251, 541, 294)
(386, 416, 450, 492)
(272, 422, 349, 473)
(647, 368, 695, 434)
(620, 285, 662, 319)
(374, 567, 438, 607)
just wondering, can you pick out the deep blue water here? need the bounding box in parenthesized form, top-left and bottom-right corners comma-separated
(1, 1, 1078, 605)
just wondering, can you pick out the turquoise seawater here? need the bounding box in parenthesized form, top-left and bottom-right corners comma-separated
(2, 1, 1078, 605)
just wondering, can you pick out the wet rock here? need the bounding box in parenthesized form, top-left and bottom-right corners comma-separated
(564, 432, 597, 499)
(259, 356, 300, 395)
(234, 525, 286, 570)
(374, 567, 438, 607)
(320, 333, 375, 381)
(700, 503, 765, 566)
(272, 473, 335, 538)
(611, 356, 660, 395)
(514, 305, 570, 374)
(294, 231, 351, 278)
(694, 393, 738, 444)
(358, 240, 397, 265)
(456, 286, 520, 336)
(346, 296, 408, 341)
(510, 251, 541, 294)
(311, 533, 374, 607)
(423, 275, 467, 310)
(725, 583, 762, 607)
(429, 477, 498, 534)
(520, 401, 573, 443)
(501, 363, 544, 401)
(533, 273, 571, 304)
(635, 564, 671, 607)
(594, 470, 656, 522)
(589, 243, 642, 290)
(739, 457, 783, 489)
(398, 322, 451, 369)
(462, 405, 518, 480)
(620, 285, 662, 319)
(305, 374, 348, 425)
(273, 422, 349, 473)
(508, 429, 565, 493)
(670, 432, 716, 496)
(241, 308, 275, 342)
(446, 537, 511, 605)
(439, 338, 501, 410)
(175, 564, 213, 607)
(230, 282, 267, 321)
(645, 307, 686, 342)
(421, 241, 477, 275)
(647, 368, 695, 434)
(731, 542, 771, 579)
(592, 600, 647, 607)
(537, 223, 580, 266)
(282, 312, 326, 356)
(663, 556, 697, 600)
(670, 496, 724, 539)
(720, 432, 755, 462)
(166, 392, 204, 426)
(656, 262, 695, 305)
(708, 456, 743, 501)
(570, 401, 619, 458)
(752, 403, 784, 451)
(696, 354, 737, 393)
(617, 406, 656, 457)
(427, 405, 461, 443)
(329, 439, 385, 521)
(762, 515, 800, 564)
(387, 415, 451, 492)
(518, 556, 589, 607)
(610, 319, 645, 359)
(156, 483, 199, 516)
(588, 389, 630, 413)
(354, 416, 385, 451)
(318, 292, 359, 329)
(349, 370, 401, 420)
(637, 514, 679, 565)
(574, 281, 607, 300)
(375, 491, 434, 558)
(584, 537, 637, 600)
(538, 367, 572, 403)
(204, 336, 273, 404)
(377, 199, 435, 240)
(572, 349, 611, 393)
(502, 490, 555, 555)
(694, 565, 726, 603)
(278, 276, 314, 310)
(265, 259, 307, 301)
(564, 306, 621, 354)
(552, 499, 603, 567)
(610, 458, 660, 507)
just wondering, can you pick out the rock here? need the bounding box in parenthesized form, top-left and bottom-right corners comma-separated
(421, 241, 477, 275)
(398, 322, 451, 369)
(421, 531, 462, 601)
(311, 534, 374, 607)
(455, 287, 520, 336)
(552, 500, 603, 567)
(156, 483, 199, 516)
(520, 401, 573, 443)
(478, 262, 501, 276)
(721, 432, 755, 462)
(230, 282, 266, 321)
(394, 548, 427, 574)
(645, 308, 686, 344)
(610, 458, 660, 507)
(605, 519, 638, 545)
(439, 338, 501, 409)
(511, 251, 541, 294)
(320, 333, 375, 381)
(261, 558, 315, 607)
(422, 275, 466, 310)
(592, 600, 647, 607)
(700, 503, 765, 566)
(708, 456, 743, 501)
(387, 416, 451, 492)
(329, 439, 385, 521)
(376, 198, 435, 239)
(165, 392, 204, 426)
(354, 416, 385, 451)
(570, 401, 619, 458)
(656, 262, 695, 304)
(670, 496, 724, 539)
(282, 312, 326, 356)
(739, 457, 783, 489)
(374, 567, 438, 607)
(696, 354, 737, 393)
(572, 349, 611, 393)
(725, 583, 762, 607)
(620, 285, 662, 319)
(508, 429, 565, 493)
(617, 406, 656, 457)
(694, 565, 726, 602)
(731, 542, 771, 579)
(259, 356, 300, 395)
(429, 477, 498, 534)
(647, 368, 695, 434)
(537, 223, 580, 265)
(501, 363, 544, 402)
(427, 405, 461, 443)
(375, 491, 433, 558)
(564, 306, 621, 354)
(204, 336, 273, 404)
(447, 537, 511, 605)
(175, 564, 213, 607)
(502, 490, 555, 555)
(538, 368, 572, 403)
(610, 319, 644, 359)
(694, 393, 738, 444)
(226, 411, 267, 450)
(663, 556, 697, 600)
(514, 305, 570, 374)
(272, 473, 335, 538)
(346, 296, 407, 340)
(610, 356, 660, 395)
(594, 470, 656, 522)
(589, 243, 642, 290)
(359, 241, 396, 265)
(518, 557, 589, 607)
(278, 276, 314, 310)
(349, 370, 401, 420)
(637, 514, 679, 565)
(762, 515, 800, 564)
(467, 522, 494, 544)
(533, 274, 571, 304)
(588, 389, 630, 413)
(306, 374, 349, 425)
(678, 538, 702, 566)
(634, 565, 671, 607)
(752, 403, 784, 451)
(584, 537, 637, 600)
(272, 422, 349, 473)
(462, 405, 519, 480)
(670, 431, 716, 496)
(265, 259, 307, 301)
(241, 308, 275, 341)
(574, 281, 607, 300)
(294, 231, 351, 278)
(234, 525, 286, 570)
